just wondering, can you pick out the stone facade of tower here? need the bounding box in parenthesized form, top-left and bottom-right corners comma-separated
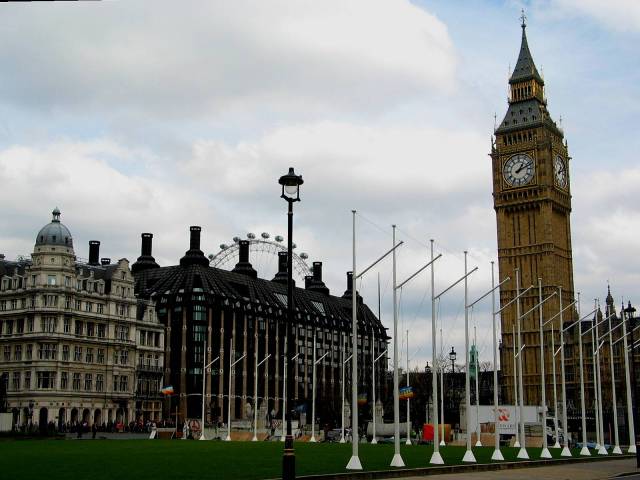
(491, 19, 575, 407)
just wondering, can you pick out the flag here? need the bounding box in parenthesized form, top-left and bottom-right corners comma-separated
(161, 385, 174, 395)
(399, 386, 414, 400)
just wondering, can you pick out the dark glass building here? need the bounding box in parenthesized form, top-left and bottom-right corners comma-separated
(132, 226, 388, 429)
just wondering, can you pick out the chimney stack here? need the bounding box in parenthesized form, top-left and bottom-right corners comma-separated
(131, 233, 160, 274)
(232, 240, 257, 278)
(100, 258, 111, 266)
(141, 233, 153, 257)
(307, 261, 329, 295)
(179, 226, 209, 267)
(342, 271, 361, 303)
(88, 241, 100, 266)
(305, 275, 313, 289)
(272, 251, 288, 285)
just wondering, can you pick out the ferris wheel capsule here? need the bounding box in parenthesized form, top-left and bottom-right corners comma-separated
(275, 235, 284, 242)
(233, 237, 240, 243)
(247, 233, 256, 239)
(219, 244, 228, 250)
(261, 232, 270, 239)
(300, 252, 309, 260)
(292, 243, 297, 249)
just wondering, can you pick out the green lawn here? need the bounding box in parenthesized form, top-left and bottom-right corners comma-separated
(0, 440, 604, 480)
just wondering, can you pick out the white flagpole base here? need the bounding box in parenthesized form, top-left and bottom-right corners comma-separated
(514, 440, 521, 448)
(280, 435, 285, 442)
(199, 435, 207, 441)
(579, 446, 591, 456)
(371, 437, 378, 444)
(540, 448, 552, 459)
(346, 455, 363, 470)
(390, 453, 405, 467)
(339, 437, 345, 444)
(405, 439, 412, 446)
(612, 445, 622, 454)
(462, 449, 477, 463)
(475, 440, 482, 447)
(595, 443, 601, 450)
(628, 444, 637, 454)
(552, 441, 561, 449)
(309, 436, 317, 443)
(491, 449, 504, 461)
(561, 446, 572, 457)
(517, 447, 529, 459)
(225, 435, 231, 441)
(251, 436, 257, 442)
(439, 440, 446, 446)
(429, 451, 444, 465)
(597, 445, 608, 455)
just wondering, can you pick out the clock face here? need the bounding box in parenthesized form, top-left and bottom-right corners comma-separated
(503, 154, 535, 187)
(554, 155, 567, 189)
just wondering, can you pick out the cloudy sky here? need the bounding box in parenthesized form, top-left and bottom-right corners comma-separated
(1, 0, 638, 369)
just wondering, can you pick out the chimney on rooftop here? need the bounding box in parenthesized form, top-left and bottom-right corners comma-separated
(88, 241, 100, 266)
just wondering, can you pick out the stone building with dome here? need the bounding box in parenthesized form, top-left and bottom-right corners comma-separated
(0, 209, 164, 432)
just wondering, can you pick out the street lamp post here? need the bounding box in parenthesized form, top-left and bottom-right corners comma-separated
(449, 347, 456, 375)
(278, 167, 303, 480)
(624, 302, 639, 467)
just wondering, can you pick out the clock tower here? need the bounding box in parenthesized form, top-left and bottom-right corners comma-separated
(491, 15, 575, 405)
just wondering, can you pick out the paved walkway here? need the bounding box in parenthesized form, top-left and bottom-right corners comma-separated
(399, 458, 638, 480)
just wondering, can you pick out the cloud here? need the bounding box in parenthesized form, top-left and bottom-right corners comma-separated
(0, 0, 456, 123)
(551, 0, 640, 32)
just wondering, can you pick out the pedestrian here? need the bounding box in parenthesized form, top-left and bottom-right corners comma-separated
(92, 422, 97, 439)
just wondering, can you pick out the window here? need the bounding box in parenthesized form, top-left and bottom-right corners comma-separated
(60, 372, 68, 389)
(74, 346, 82, 362)
(119, 375, 128, 392)
(192, 325, 205, 342)
(139, 330, 146, 346)
(31, 275, 37, 286)
(62, 345, 69, 361)
(3, 346, 10, 361)
(97, 304, 104, 314)
(27, 318, 33, 332)
(24, 371, 30, 389)
(97, 348, 104, 364)
(41, 316, 56, 333)
(26, 344, 33, 360)
(37, 371, 56, 389)
(14, 345, 22, 361)
(193, 344, 203, 364)
(96, 374, 103, 392)
(47, 275, 56, 286)
(75, 321, 83, 336)
(84, 373, 92, 391)
(16, 319, 24, 333)
(38, 343, 56, 360)
(86, 323, 94, 337)
(65, 296, 71, 309)
(64, 318, 71, 333)
(113, 375, 118, 392)
(97, 324, 106, 338)
(117, 326, 129, 341)
(193, 305, 206, 322)
(12, 372, 20, 390)
(120, 350, 128, 366)
(75, 300, 81, 310)
(86, 348, 94, 363)
(44, 295, 57, 307)
(64, 276, 71, 287)
(6, 320, 13, 334)
(85, 302, 92, 313)
(72, 373, 81, 391)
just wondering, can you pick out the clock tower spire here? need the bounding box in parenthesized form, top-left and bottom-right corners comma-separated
(491, 16, 575, 407)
